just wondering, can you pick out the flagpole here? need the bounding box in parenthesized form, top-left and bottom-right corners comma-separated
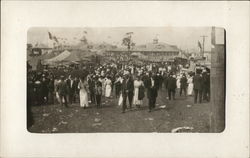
(200, 35, 207, 57)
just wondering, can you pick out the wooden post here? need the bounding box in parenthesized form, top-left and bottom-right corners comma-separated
(210, 27, 226, 132)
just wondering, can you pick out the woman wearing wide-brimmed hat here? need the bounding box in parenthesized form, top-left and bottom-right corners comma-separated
(133, 75, 144, 108)
(78, 76, 89, 108)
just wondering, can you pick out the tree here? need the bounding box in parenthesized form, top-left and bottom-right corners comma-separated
(36, 59, 43, 71)
(122, 32, 135, 52)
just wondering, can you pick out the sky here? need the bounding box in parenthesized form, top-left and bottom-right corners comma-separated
(27, 27, 212, 52)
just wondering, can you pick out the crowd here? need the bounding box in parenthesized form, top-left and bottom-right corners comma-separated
(27, 59, 210, 115)
(27, 57, 211, 127)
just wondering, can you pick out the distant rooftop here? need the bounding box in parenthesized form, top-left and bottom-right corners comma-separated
(107, 42, 179, 52)
(33, 43, 52, 49)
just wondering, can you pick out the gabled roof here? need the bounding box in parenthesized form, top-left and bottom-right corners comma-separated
(107, 47, 128, 52)
(134, 42, 179, 52)
(33, 43, 52, 49)
(64, 50, 92, 61)
(106, 42, 179, 52)
(45, 50, 71, 63)
(44, 49, 94, 64)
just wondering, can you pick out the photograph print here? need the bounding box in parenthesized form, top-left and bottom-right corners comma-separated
(26, 27, 225, 133)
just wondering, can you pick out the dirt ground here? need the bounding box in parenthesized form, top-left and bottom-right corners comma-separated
(28, 88, 211, 133)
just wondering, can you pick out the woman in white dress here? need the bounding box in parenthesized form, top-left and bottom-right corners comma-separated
(176, 74, 181, 89)
(133, 76, 144, 107)
(78, 77, 89, 108)
(54, 77, 61, 103)
(105, 76, 112, 98)
(187, 74, 194, 96)
(101, 76, 106, 96)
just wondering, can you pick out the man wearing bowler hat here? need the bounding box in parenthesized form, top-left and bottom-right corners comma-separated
(193, 71, 203, 104)
(121, 74, 134, 113)
(58, 76, 69, 107)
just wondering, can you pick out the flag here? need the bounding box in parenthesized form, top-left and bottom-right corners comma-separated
(198, 41, 202, 49)
(48, 32, 53, 40)
(53, 36, 59, 43)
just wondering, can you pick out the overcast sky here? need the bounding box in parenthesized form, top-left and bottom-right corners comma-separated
(28, 27, 212, 52)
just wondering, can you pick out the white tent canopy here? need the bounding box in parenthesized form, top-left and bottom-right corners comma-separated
(131, 52, 145, 57)
(45, 50, 71, 63)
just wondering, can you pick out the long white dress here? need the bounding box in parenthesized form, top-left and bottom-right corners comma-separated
(187, 77, 194, 95)
(78, 80, 89, 107)
(101, 78, 106, 96)
(54, 79, 61, 103)
(176, 75, 181, 89)
(133, 80, 143, 105)
(105, 79, 112, 97)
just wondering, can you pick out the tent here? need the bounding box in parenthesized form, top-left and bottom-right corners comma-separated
(44, 49, 94, 64)
(40, 51, 59, 60)
(62, 51, 81, 62)
(131, 52, 141, 56)
(94, 49, 105, 56)
(64, 50, 93, 62)
(45, 50, 71, 63)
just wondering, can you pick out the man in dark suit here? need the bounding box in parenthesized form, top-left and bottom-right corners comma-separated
(202, 71, 210, 102)
(58, 76, 69, 107)
(180, 74, 188, 97)
(87, 75, 96, 104)
(48, 75, 55, 104)
(121, 74, 134, 113)
(155, 73, 162, 90)
(167, 73, 177, 100)
(66, 75, 77, 104)
(193, 72, 203, 103)
(74, 77, 80, 103)
(142, 72, 150, 87)
(145, 73, 159, 112)
(41, 75, 49, 105)
(34, 76, 43, 106)
(163, 72, 169, 98)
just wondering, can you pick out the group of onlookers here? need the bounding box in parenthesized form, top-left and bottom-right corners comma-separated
(27, 62, 210, 116)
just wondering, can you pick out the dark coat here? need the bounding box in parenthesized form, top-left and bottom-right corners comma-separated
(58, 80, 68, 96)
(41, 79, 49, 96)
(95, 81, 102, 95)
(158, 75, 164, 85)
(167, 76, 177, 90)
(202, 73, 210, 90)
(155, 75, 161, 85)
(142, 75, 150, 87)
(180, 76, 188, 88)
(115, 79, 122, 91)
(138, 85, 145, 100)
(121, 78, 134, 96)
(193, 74, 203, 90)
(146, 77, 158, 99)
(87, 79, 96, 93)
(48, 79, 55, 92)
(145, 76, 159, 90)
(164, 75, 169, 89)
(66, 79, 77, 94)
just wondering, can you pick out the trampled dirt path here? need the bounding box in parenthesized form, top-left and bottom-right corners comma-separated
(28, 88, 211, 133)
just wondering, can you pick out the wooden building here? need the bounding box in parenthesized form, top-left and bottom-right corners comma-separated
(106, 39, 180, 62)
(210, 27, 226, 132)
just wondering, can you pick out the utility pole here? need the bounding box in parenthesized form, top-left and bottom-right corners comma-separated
(200, 35, 208, 57)
(210, 27, 226, 132)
